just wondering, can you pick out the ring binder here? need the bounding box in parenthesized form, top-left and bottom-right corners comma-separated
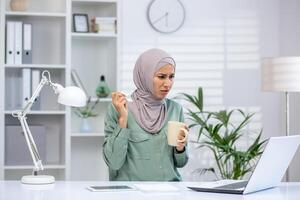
(6, 21, 15, 64)
(23, 23, 32, 64)
(14, 21, 23, 65)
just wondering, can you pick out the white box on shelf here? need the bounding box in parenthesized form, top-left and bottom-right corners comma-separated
(95, 17, 116, 33)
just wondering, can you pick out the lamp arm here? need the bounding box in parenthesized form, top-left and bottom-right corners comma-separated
(12, 72, 50, 174)
(19, 116, 43, 172)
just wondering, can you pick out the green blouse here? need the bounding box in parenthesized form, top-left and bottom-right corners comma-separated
(102, 99, 188, 181)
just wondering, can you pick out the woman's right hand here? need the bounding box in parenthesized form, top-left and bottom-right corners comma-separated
(111, 92, 128, 128)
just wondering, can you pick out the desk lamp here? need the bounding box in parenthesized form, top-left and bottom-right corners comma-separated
(12, 70, 87, 184)
(262, 57, 300, 181)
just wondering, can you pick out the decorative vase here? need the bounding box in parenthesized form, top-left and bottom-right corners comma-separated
(10, 0, 28, 11)
(80, 118, 91, 133)
(96, 75, 110, 98)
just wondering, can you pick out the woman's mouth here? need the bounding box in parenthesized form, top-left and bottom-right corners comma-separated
(161, 90, 169, 94)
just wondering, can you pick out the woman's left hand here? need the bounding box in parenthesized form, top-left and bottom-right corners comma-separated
(176, 125, 189, 152)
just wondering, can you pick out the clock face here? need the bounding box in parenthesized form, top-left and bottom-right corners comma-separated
(147, 0, 185, 33)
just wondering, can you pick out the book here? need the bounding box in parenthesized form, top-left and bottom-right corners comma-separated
(95, 17, 116, 33)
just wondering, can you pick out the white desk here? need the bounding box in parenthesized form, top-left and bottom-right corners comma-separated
(0, 181, 299, 200)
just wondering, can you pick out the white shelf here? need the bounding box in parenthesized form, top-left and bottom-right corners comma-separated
(90, 97, 112, 102)
(72, 0, 117, 3)
(4, 165, 66, 170)
(71, 133, 105, 137)
(72, 32, 117, 39)
(5, 11, 66, 18)
(5, 64, 66, 69)
(5, 110, 66, 115)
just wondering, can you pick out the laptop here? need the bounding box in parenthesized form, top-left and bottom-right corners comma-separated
(188, 135, 300, 195)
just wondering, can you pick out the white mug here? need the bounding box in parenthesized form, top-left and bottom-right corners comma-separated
(167, 121, 188, 146)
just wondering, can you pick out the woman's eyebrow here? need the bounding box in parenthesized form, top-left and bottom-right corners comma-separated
(156, 73, 175, 76)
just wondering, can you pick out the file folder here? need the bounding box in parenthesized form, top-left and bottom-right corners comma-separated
(6, 21, 15, 64)
(23, 23, 32, 64)
(31, 69, 40, 110)
(14, 21, 23, 65)
(22, 68, 31, 107)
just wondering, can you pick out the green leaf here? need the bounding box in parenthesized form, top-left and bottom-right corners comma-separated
(197, 87, 203, 111)
(179, 87, 204, 112)
(193, 167, 215, 176)
(73, 97, 99, 118)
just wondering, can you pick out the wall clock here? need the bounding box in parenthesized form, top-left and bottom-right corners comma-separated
(147, 0, 185, 34)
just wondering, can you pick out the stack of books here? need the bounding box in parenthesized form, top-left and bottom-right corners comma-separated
(95, 17, 116, 34)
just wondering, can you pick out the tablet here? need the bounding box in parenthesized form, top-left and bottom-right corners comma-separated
(87, 185, 134, 192)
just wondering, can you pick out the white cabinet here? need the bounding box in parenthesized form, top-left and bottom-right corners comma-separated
(0, 0, 68, 181)
(0, 0, 119, 181)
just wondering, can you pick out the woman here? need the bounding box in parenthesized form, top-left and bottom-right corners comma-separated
(103, 48, 188, 181)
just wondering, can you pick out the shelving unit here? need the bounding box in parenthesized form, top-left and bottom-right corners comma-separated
(0, 0, 68, 181)
(69, 0, 119, 181)
(0, 0, 119, 181)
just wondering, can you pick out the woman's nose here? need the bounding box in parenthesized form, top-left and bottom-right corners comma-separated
(163, 78, 172, 86)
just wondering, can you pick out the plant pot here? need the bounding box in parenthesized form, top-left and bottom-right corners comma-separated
(80, 118, 92, 133)
(10, 0, 28, 11)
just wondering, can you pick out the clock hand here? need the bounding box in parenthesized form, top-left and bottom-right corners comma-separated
(165, 12, 169, 27)
(152, 12, 168, 25)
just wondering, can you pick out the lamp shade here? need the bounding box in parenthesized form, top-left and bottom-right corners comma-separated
(57, 86, 87, 107)
(262, 57, 300, 92)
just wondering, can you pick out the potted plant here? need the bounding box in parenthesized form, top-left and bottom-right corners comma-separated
(74, 97, 99, 132)
(180, 87, 267, 180)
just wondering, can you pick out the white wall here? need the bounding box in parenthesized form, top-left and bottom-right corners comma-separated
(120, 0, 299, 181)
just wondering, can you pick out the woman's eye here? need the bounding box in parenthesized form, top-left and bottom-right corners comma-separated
(157, 74, 174, 80)
(158, 75, 166, 79)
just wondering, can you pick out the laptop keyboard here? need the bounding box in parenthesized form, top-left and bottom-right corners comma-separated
(215, 181, 248, 190)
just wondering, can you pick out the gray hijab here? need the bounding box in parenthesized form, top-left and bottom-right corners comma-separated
(128, 48, 176, 134)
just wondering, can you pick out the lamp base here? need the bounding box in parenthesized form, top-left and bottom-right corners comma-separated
(21, 175, 55, 185)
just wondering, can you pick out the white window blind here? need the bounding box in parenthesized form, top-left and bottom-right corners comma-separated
(120, 13, 261, 118)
